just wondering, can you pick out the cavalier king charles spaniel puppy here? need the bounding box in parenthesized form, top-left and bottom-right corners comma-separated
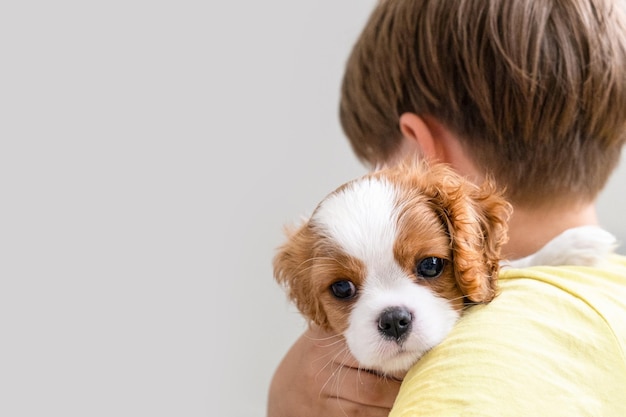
(273, 160, 616, 378)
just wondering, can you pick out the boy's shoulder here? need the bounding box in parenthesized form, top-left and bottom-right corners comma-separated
(391, 258, 626, 417)
(498, 254, 626, 315)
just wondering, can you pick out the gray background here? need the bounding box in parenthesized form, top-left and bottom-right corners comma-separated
(1, 1, 624, 416)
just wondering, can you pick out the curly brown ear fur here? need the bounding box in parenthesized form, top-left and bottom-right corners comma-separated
(273, 221, 330, 328)
(426, 166, 512, 303)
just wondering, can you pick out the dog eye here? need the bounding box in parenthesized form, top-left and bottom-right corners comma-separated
(415, 257, 445, 279)
(330, 280, 357, 299)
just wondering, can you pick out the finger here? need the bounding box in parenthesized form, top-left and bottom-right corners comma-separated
(305, 325, 361, 368)
(305, 326, 401, 409)
(319, 396, 394, 417)
(319, 363, 402, 409)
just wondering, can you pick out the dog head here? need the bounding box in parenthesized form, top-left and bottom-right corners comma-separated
(273, 160, 511, 376)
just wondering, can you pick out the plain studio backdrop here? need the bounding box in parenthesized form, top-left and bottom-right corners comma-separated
(1, 1, 624, 416)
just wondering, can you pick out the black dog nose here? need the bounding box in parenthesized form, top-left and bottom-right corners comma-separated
(378, 307, 412, 341)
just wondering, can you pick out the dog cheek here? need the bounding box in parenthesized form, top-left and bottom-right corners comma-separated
(280, 266, 331, 328)
(343, 302, 382, 366)
(282, 273, 332, 329)
(322, 298, 355, 334)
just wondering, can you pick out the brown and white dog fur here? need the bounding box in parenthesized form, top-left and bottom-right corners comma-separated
(273, 160, 616, 378)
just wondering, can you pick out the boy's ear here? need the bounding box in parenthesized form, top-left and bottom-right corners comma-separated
(399, 113, 438, 161)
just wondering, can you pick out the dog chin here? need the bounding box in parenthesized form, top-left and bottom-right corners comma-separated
(343, 284, 461, 376)
(369, 347, 429, 378)
(346, 327, 451, 377)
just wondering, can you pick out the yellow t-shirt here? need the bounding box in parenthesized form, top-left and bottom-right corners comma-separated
(390, 255, 626, 416)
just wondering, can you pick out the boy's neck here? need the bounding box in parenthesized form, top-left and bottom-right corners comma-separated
(504, 202, 599, 260)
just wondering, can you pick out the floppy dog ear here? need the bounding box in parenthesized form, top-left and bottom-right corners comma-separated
(273, 220, 330, 328)
(428, 170, 511, 303)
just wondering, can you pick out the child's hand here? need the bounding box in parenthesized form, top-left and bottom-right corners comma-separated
(268, 325, 401, 417)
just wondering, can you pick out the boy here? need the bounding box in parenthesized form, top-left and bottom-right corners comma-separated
(269, 0, 626, 416)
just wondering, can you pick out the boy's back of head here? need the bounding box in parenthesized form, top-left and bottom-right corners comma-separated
(340, 0, 626, 206)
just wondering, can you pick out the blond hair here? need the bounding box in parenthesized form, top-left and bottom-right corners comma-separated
(340, 0, 626, 205)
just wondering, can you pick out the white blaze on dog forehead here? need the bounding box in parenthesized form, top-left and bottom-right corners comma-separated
(313, 177, 400, 264)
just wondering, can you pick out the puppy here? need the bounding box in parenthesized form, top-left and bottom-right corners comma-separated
(273, 160, 616, 378)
